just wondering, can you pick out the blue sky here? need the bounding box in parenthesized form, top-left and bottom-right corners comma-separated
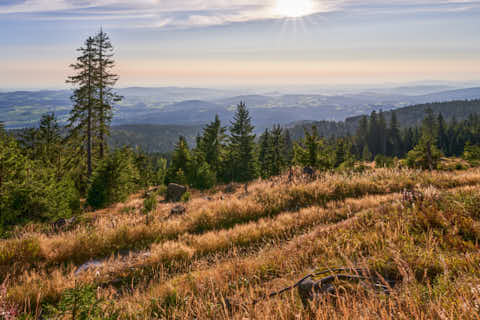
(1, 0, 479, 89)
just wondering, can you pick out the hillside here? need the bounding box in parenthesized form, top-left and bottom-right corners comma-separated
(288, 99, 480, 141)
(2, 166, 480, 318)
(110, 124, 204, 154)
(2, 86, 480, 129)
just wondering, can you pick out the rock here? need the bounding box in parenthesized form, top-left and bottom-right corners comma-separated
(52, 216, 77, 232)
(297, 276, 335, 306)
(52, 218, 66, 230)
(225, 183, 237, 193)
(303, 166, 315, 177)
(74, 259, 103, 276)
(166, 183, 187, 202)
(170, 205, 186, 216)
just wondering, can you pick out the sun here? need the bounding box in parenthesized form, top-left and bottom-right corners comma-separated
(273, 0, 315, 18)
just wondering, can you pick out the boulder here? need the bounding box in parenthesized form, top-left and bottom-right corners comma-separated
(166, 183, 187, 202)
(170, 205, 186, 216)
(224, 183, 237, 194)
(303, 166, 315, 177)
(52, 218, 67, 230)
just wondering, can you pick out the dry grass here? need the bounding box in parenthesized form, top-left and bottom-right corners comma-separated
(2, 167, 480, 319)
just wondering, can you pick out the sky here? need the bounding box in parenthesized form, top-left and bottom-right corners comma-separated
(1, 0, 480, 89)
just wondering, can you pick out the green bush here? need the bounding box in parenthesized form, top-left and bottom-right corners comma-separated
(0, 135, 80, 229)
(191, 161, 216, 190)
(407, 135, 442, 170)
(463, 143, 480, 163)
(374, 155, 394, 168)
(181, 191, 191, 202)
(43, 284, 118, 320)
(87, 148, 140, 209)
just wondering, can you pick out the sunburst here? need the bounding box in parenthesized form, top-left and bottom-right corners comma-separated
(273, 0, 315, 18)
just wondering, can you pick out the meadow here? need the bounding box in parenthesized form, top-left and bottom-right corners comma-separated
(2, 166, 480, 319)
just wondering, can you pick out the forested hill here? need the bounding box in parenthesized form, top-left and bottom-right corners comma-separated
(109, 124, 204, 154)
(288, 99, 480, 141)
(346, 99, 480, 128)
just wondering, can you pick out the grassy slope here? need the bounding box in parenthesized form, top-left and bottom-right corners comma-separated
(2, 167, 480, 319)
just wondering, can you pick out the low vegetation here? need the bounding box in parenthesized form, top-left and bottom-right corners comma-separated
(1, 166, 480, 319)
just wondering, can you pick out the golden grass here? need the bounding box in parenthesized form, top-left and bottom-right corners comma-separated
(3, 168, 480, 319)
(3, 168, 480, 277)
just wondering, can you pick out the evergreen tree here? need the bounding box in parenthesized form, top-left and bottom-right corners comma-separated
(378, 110, 387, 155)
(227, 102, 257, 182)
(93, 29, 122, 159)
(437, 113, 449, 155)
(67, 36, 97, 177)
(258, 129, 273, 179)
(167, 136, 191, 184)
(37, 113, 65, 179)
(270, 125, 285, 176)
(283, 129, 294, 167)
(387, 111, 402, 157)
(199, 115, 226, 179)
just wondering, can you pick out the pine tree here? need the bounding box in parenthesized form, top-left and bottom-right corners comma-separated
(258, 129, 272, 178)
(199, 115, 226, 178)
(37, 113, 64, 179)
(227, 102, 257, 182)
(437, 113, 448, 155)
(378, 110, 387, 155)
(388, 111, 402, 157)
(167, 136, 191, 184)
(283, 129, 294, 167)
(270, 125, 285, 176)
(67, 36, 97, 177)
(93, 29, 122, 159)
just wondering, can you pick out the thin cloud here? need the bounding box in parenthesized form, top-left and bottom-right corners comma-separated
(0, 0, 478, 28)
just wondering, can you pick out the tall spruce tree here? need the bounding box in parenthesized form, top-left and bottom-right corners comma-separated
(258, 129, 273, 179)
(283, 129, 294, 167)
(228, 102, 257, 182)
(199, 115, 226, 178)
(67, 36, 97, 177)
(270, 125, 285, 176)
(93, 29, 121, 159)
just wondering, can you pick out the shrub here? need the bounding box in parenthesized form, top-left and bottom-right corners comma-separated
(0, 135, 80, 229)
(374, 155, 394, 168)
(191, 161, 216, 190)
(181, 191, 191, 202)
(87, 148, 140, 209)
(407, 135, 442, 170)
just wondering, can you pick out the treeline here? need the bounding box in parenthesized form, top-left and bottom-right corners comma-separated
(165, 105, 480, 189)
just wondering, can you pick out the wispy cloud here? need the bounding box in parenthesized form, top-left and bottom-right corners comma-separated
(0, 0, 479, 29)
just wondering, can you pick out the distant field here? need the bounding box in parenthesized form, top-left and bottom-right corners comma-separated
(2, 166, 480, 319)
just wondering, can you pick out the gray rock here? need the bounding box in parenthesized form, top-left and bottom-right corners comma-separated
(166, 183, 187, 202)
(170, 205, 186, 216)
(224, 183, 237, 194)
(303, 166, 315, 177)
(75, 259, 103, 276)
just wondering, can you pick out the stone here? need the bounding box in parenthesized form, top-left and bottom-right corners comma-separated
(170, 205, 186, 216)
(303, 166, 315, 177)
(52, 218, 66, 230)
(224, 183, 237, 193)
(166, 183, 187, 202)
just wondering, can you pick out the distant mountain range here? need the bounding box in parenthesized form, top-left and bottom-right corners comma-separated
(2, 86, 480, 130)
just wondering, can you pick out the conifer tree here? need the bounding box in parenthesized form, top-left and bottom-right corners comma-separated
(93, 29, 122, 159)
(227, 102, 257, 182)
(283, 129, 294, 167)
(270, 125, 285, 176)
(199, 115, 226, 178)
(258, 129, 272, 178)
(37, 113, 65, 179)
(67, 36, 97, 177)
(167, 136, 191, 184)
(388, 111, 402, 157)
